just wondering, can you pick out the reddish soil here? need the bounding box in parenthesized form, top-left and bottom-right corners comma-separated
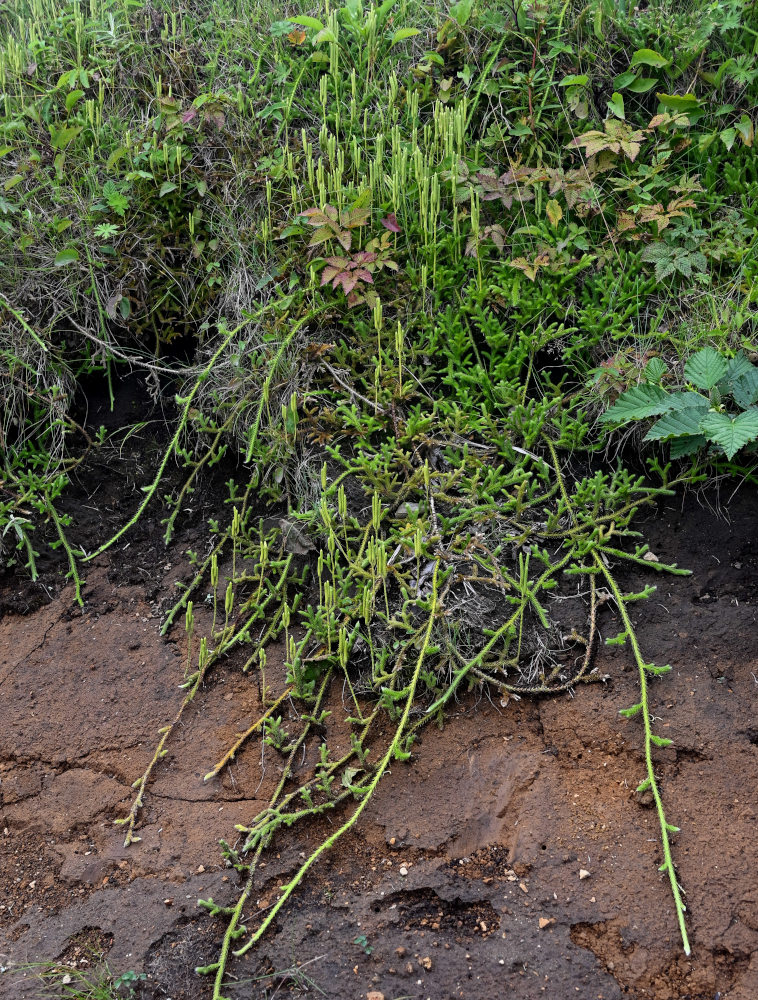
(1, 429, 757, 999)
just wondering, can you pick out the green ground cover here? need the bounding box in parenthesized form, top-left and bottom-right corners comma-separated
(1, 0, 757, 995)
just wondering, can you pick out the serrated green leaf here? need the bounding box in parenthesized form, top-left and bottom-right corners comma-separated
(599, 384, 673, 423)
(730, 370, 758, 409)
(720, 127, 737, 151)
(643, 406, 702, 442)
(725, 351, 755, 382)
(700, 410, 758, 460)
(684, 347, 728, 390)
(643, 357, 667, 382)
(665, 393, 710, 413)
(669, 434, 706, 458)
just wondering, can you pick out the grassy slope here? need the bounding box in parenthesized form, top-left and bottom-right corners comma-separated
(1, 0, 757, 994)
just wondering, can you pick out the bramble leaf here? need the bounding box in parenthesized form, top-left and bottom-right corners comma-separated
(599, 384, 673, 423)
(669, 434, 706, 458)
(684, 347, 728, 390)
(730, 370, 758, 409)
(699, 410, 758, 460)
(644, 407, 707, 441)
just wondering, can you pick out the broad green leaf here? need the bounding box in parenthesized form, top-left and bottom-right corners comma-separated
(607, 92, 625, 120)
(684, 347, 728, 390)
(450, 0, 474, 26)
(613, 71, 636, 89)
(545, 199, 562, 227)
(54, 248, 79, 266)
(159, 181, 178, 197)
(669, 434, 706, 458)
(630, 48, 670, 68)
(627, 77, 657, 93)
(313, 27, 338, 43)
(390, 27, 420, 45)
(700, 410, 758, 460)
(644, 406, 706, 441)
(288, 15, 325, 30)
(656, 92, 701, 112)
(51, 125, 82, 149)
(65, 89, 84, 111)
(725, 351, 755, 382)
(106, 146, 127, 171)
(643, 357, 667, 382)
(559, 74, 589, 87)
(665, 391, 709, 412)
(378, 0, 398, 19)
(720, 127, 737, 151)
(736, 114, 754, 147)
(731, 371, 758, 409)
(599, 384, 673, 423)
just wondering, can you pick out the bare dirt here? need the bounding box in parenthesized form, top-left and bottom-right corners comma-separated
(1, 408, 757, 999)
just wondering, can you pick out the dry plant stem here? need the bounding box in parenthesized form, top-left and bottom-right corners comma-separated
(203, 686, 293, 782)
(243, 304, 330, 463)
(425, 552, 571, 717)
(0, 294, 49, 353)
(594, 552, 691, 957)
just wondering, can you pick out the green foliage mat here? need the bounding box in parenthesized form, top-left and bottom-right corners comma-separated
(3, 0, 758, 994)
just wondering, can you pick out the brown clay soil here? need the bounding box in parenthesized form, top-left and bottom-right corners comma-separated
(1, 393, 757, 1000)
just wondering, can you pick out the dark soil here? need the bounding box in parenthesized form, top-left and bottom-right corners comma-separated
(1, 386, 757, 1000)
